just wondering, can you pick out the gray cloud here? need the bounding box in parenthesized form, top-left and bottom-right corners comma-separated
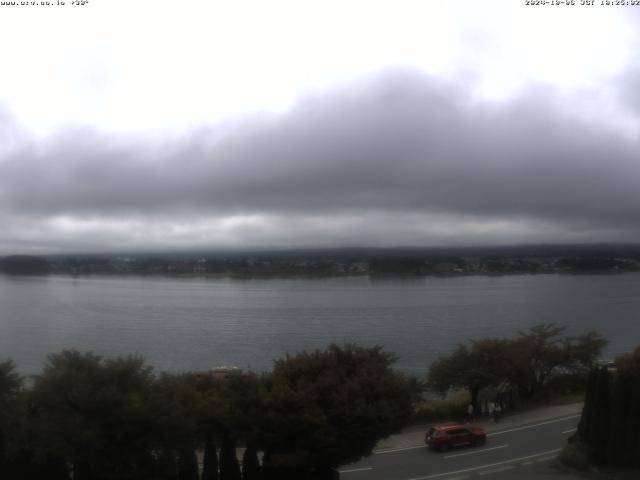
(1, 68, 640, 252)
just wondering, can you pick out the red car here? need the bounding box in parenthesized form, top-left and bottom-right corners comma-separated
(425, 423, 487, 452)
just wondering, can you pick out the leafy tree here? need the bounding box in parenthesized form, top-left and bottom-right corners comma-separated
(258, 344, 415, 477)
(512, 324, 606, 399)
(30, 351, 157, 480)
(150, 373, 202, 471)
(0, 360, 22, 399)
(189, 371, 264, 480)
(428, 324, 606, 410)
(428, 339, 512, 414)
(0, 360, 26, 478)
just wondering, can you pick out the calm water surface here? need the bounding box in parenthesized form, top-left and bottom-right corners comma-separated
(1, 273, 639, 375)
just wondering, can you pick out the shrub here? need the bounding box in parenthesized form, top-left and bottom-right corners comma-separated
(558, 445, 589, 472)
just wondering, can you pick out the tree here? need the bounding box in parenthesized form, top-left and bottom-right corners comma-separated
(614, 347, 640, 467)
(0, 360, 26, 478)
(258, 344, 415, 478)
(576, 369, 597, 445)
(576, 347, 640, 468)
(589, 367, 611, 465)
(512, 324, 606, 399)
(242, 445, 261, 480)
(218, 432, 241, 480)
(0, 255, 49, 274)
(150, 372, 203, 476)
(428, 324, 607, 410)
(201, 433, 219, 480)
(177, 449, 199, 480)
(30, 351, 157, 480)
(190, 371, 264, 480)
(428, 339, 512, 414)
(0, 360, 22, 400)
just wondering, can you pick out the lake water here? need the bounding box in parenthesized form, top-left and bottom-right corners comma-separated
(1, 273, 639, 376)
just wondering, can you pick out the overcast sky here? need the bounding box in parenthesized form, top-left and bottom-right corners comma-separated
(1, 0, 639, 254)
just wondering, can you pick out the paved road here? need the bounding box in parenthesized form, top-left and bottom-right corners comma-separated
(339, 414, 580, 480)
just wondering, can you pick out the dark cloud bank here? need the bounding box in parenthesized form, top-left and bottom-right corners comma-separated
(1, 69, 639, 253)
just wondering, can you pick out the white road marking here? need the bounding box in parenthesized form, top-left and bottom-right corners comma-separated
(375, 445, 426, 454)
(443, 444, 509, 459)
(376, 414, 580, 455)
(339, 466, 373, 474)
(562, 428, 577, 434)
(406, 448, 562, 480)
(534, 456, 557, 463)
(478, 465, 514, 475)
(488, 415, 580, 436)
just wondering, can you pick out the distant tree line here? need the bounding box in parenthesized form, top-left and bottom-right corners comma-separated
(574, 347, 640, 468)
(0, 255, 49, 275)
(0, 345, 416, 480)
(3, 252, 640, 277)
(427, 324, 607, 415)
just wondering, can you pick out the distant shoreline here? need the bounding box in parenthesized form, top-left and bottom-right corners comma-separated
(3, 270, 639, 281)
(3, 247, 640, 278)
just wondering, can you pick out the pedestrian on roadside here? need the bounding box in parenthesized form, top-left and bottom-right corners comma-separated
(467, 403, 474, 422)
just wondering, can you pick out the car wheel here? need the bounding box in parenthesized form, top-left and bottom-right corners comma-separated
(440, 443, 451, 452)
(473, 437, 486, 447)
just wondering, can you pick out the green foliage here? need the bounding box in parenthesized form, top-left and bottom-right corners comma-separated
(0, 360, 23, 400)
(150, 373, 202, 451)
(428, 323, 607, 409)
(428, 338, 516, 413)
(512, 324, 606, 399)
(0, 343, 411, 478)
(259, 344, 415, 473)
(577, 347, 640, 468)
(31, 350, 157, 480)
(0, 360, 26, 479)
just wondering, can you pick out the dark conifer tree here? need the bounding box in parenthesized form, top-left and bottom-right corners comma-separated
(202, 434, 219, 480)
(156, 450, 179, 480)
(623, 370, 640, 467)
(589, 367, 611, 465)
(606, 370, 632, 465)
(576, 369, 597, 445)
(241, 444, 261, 480)
(219, 433, 241, 480)
(177, 449, 199, 480)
